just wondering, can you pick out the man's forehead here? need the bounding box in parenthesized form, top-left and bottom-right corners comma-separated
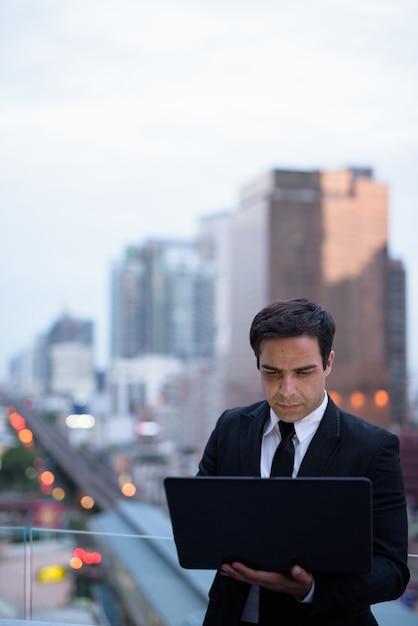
(259, 335, 321, 352)
(259, 336, 322, 363)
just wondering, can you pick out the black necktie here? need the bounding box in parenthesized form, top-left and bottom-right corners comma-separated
(270, 421, 295, 477)
(258, 421, 297, 624)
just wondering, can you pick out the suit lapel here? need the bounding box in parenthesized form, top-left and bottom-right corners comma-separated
(239, 401, 269, 476)
(297, 397, 343, 476)
(235, 398, 343, 477)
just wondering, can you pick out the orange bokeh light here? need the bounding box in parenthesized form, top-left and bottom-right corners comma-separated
(121, 482, 137, 497)
(52, 487, 66, 501)
(328, 391, 342, 405)
(80, 495, 95, 510)
(350, 392, 365, 409)
(69, 556, 83, 570)
(374, 389, 389, 407)
(18, 429, 33, 445)
(39, 471, 55, 486)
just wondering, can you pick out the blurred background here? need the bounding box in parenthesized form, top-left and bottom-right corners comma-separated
(1, 1, 418, 624)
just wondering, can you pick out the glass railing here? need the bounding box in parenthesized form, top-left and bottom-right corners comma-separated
(0, 524, 213, 625)
(0, 526, 27, 619)
(0, 524, 417, 625)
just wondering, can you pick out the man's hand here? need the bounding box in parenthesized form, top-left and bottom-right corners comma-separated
(220, 561, 314, 599)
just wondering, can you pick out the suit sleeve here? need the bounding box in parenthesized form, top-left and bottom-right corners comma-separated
(197, 408, 239, 476)
(312, 431, 410, 616)
(197, 421, 219, 476)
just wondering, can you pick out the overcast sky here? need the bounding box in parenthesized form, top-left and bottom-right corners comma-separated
(1, 0, 418, 382)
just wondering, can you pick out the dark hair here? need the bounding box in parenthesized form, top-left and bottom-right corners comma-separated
(249, 297, 335, 370)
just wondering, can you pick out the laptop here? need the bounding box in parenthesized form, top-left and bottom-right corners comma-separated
(164, 476, 372, 574)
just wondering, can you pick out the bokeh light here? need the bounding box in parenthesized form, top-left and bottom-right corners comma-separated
(350, 392, 365, 409)
(39, 470, 55, 486)
(9, 411, 26, 431)
(52, 487, 66, 501)
(374, 389, 389, 407)
(18, 428, 33, 445)
(121, 482, 136, 497)
(80, 495, 95, 510)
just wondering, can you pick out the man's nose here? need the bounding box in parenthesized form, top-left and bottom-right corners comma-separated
(279, 376, 296, 396)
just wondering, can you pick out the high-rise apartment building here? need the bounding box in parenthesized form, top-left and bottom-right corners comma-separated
(7, 314, 96, 406)
(110, 239, 215, 360)
(111, 246, 144, 359)
(221, 167, 406, 429)
(47, 314, 96, 400)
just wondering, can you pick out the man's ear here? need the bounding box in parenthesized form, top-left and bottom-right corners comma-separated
(325, 350, 335, 374)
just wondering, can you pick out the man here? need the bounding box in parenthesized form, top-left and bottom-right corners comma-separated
(198, 298, 409, 626)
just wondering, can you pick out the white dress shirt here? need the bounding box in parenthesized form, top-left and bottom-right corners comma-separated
(240, 392, 329, 623)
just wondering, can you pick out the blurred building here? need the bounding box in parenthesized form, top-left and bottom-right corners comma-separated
(8, 313, 96, 405)
(8, 343, 44, 397)
(108, 355, 183, 418)
(110, 246, 144, 359)
(110, 239, 215, 360)
(108, 239, 218, 457)
(398, 429, 418, 509)
(46, 314, 95, 400)
(206, 167, 407, 429)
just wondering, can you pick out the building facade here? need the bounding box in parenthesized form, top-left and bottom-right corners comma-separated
(46, 314, 96, 401)
(110, 239, 215, 361)
(220, 167, 407, 429)
(8, 314, 96, 404)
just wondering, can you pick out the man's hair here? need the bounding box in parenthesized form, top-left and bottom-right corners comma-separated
(249, 297, 336, 370)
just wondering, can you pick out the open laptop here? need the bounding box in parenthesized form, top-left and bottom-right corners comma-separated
(164, 476, 372, 574)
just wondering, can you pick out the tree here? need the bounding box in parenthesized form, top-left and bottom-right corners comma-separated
(0, 446, 39, 492)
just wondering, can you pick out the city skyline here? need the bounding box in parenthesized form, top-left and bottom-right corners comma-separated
(219, 167, 407, 428)
(1, 1, 418, 380)
(5, 168, 409, 428)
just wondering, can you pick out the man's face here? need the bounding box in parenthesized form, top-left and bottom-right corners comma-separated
(259, 335, 334, 423)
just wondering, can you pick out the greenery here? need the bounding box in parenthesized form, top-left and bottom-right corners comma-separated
(0, 446, 39, 492)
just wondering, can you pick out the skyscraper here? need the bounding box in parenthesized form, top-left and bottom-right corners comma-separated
(47, 313, 95, 399)
(221, 167, 406, 429)
(111, 246, 145, 359)
(110, 239, 215, 360)
(7, 314, 96, 403)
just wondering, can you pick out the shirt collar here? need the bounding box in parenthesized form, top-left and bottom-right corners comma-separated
(265, 391, 329, 443)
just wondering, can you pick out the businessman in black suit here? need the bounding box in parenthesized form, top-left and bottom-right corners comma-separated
(198, 298, 409, 626)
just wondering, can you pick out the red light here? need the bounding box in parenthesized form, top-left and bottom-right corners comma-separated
(83, 552, 94, 564)
(83, 551, 101, 565)
(72, 547, 102, 565)
(73, 547, 86, 559)
(40, 484, 53, 495)
(9, 412, 26, 431)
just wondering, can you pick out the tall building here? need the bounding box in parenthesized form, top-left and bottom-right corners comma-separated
(387, 259, 408, 425)
(110, 239, 215, 360)
(108, 240, 217, 458)
(47, 314, 96, 400)
(220, 167, 406, 429)
(8, 314, 96, 403)
(111, 246, 144, 359)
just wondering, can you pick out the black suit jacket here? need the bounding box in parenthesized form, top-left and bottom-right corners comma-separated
(197, 397, 410, 626)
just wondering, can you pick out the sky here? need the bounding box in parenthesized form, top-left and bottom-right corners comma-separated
(1, 0, 418, 382)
